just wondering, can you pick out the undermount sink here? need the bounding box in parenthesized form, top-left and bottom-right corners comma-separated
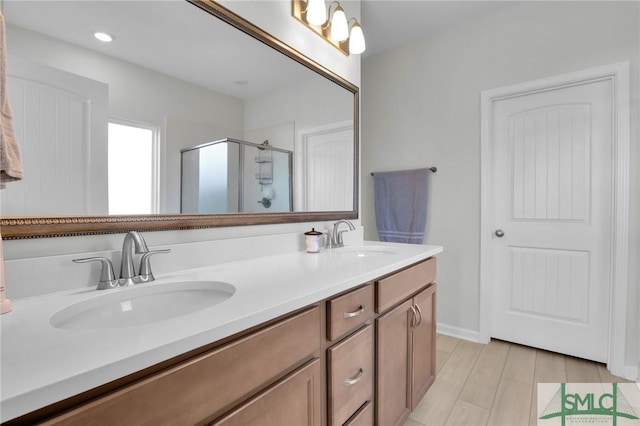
(50, 281, 236, 331)
(335, 245, 399, 257)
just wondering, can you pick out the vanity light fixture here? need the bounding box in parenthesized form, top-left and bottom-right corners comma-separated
(291, 0, 365, 56)
(94, 32, 113, 43)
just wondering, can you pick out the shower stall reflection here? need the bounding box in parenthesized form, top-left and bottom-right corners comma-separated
(181, 138, 293, 213)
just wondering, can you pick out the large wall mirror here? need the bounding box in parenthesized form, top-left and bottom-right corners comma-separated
(0, 0, 358, 238)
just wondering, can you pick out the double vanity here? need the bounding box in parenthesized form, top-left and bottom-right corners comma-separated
(1, 238, 442, 425)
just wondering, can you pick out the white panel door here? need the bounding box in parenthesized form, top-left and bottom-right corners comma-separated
(2, 56, 108, 216)
(491, 79, 612, 362)
(298, 124, 353, 211)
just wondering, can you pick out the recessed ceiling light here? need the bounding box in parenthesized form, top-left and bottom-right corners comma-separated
(94, 32, 113, 43)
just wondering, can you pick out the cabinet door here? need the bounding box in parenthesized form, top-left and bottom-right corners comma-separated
(410, 284, 437, 410)
(375, 299, 412, 426)
(212, 359, 321, 426)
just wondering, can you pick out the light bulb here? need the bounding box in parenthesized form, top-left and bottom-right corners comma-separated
(330, 6, 348, 42)
(349, 22, 365, 54)
(306, 0, 327, 25)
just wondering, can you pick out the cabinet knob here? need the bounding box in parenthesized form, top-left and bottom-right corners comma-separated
(344, 368, 365, 386)
(495, 229, 505, 238)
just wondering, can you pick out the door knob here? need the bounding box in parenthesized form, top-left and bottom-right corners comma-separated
(495, 229, 505, 238)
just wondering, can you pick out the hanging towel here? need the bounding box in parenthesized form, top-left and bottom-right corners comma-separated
(0, 12, 22, 189)
(373, 168, 429, 244)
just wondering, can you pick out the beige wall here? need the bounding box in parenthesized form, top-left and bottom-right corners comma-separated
(362, 1, 639, 373)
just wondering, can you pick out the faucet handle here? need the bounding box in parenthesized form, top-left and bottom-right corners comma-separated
(138, 249, 171, 282)
(73, 257, 119, 290)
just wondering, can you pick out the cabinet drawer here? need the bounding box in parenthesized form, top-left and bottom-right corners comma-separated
(344, 401, 373, 426)
(326, 284, 374, 341)
(211, 359, 321, 426)
(376, 257, 436, 313)
(42, 306, 320, 426)
(327, 325, 374, 426)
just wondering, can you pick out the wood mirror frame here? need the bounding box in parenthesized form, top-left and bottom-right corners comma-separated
(0, 0, 359, 240)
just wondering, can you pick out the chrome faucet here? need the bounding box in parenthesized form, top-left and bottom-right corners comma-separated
(73, 231, 170, 290)
(119, 231, 150, 285)
(330, 220, 356, 248)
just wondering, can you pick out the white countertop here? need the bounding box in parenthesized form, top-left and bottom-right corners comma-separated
(0, 241, 442, 422)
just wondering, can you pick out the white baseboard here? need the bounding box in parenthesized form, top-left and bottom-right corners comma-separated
(436, 323, 486, 344)
(623, 365, 638, 382)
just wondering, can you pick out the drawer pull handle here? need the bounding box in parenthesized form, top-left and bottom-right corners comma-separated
(415, 304, 423, 327)
(343, 305, 365, 319)
(344, 368, 365, 386)
(409, 305, 419, 330)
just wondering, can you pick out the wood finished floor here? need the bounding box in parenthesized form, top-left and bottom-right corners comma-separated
(405, 334, 633, 426)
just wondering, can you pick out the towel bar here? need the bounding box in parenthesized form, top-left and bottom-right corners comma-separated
(370, 166, 437, 176)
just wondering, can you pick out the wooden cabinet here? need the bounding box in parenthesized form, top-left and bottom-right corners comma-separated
(410, 284, 437, 410)
(326, 284, 374, 341)
(375, 299, 413, 426)
(325, 284, 375, 426)
(211, 359, 321, 426)
(375, 258, 437, 426)
(376, 257, 436, 313)
(375, 287, 437, 425)
(327, 325, 374, 426)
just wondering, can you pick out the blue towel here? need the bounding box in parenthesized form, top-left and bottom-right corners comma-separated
(373, 168, 429, 244)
